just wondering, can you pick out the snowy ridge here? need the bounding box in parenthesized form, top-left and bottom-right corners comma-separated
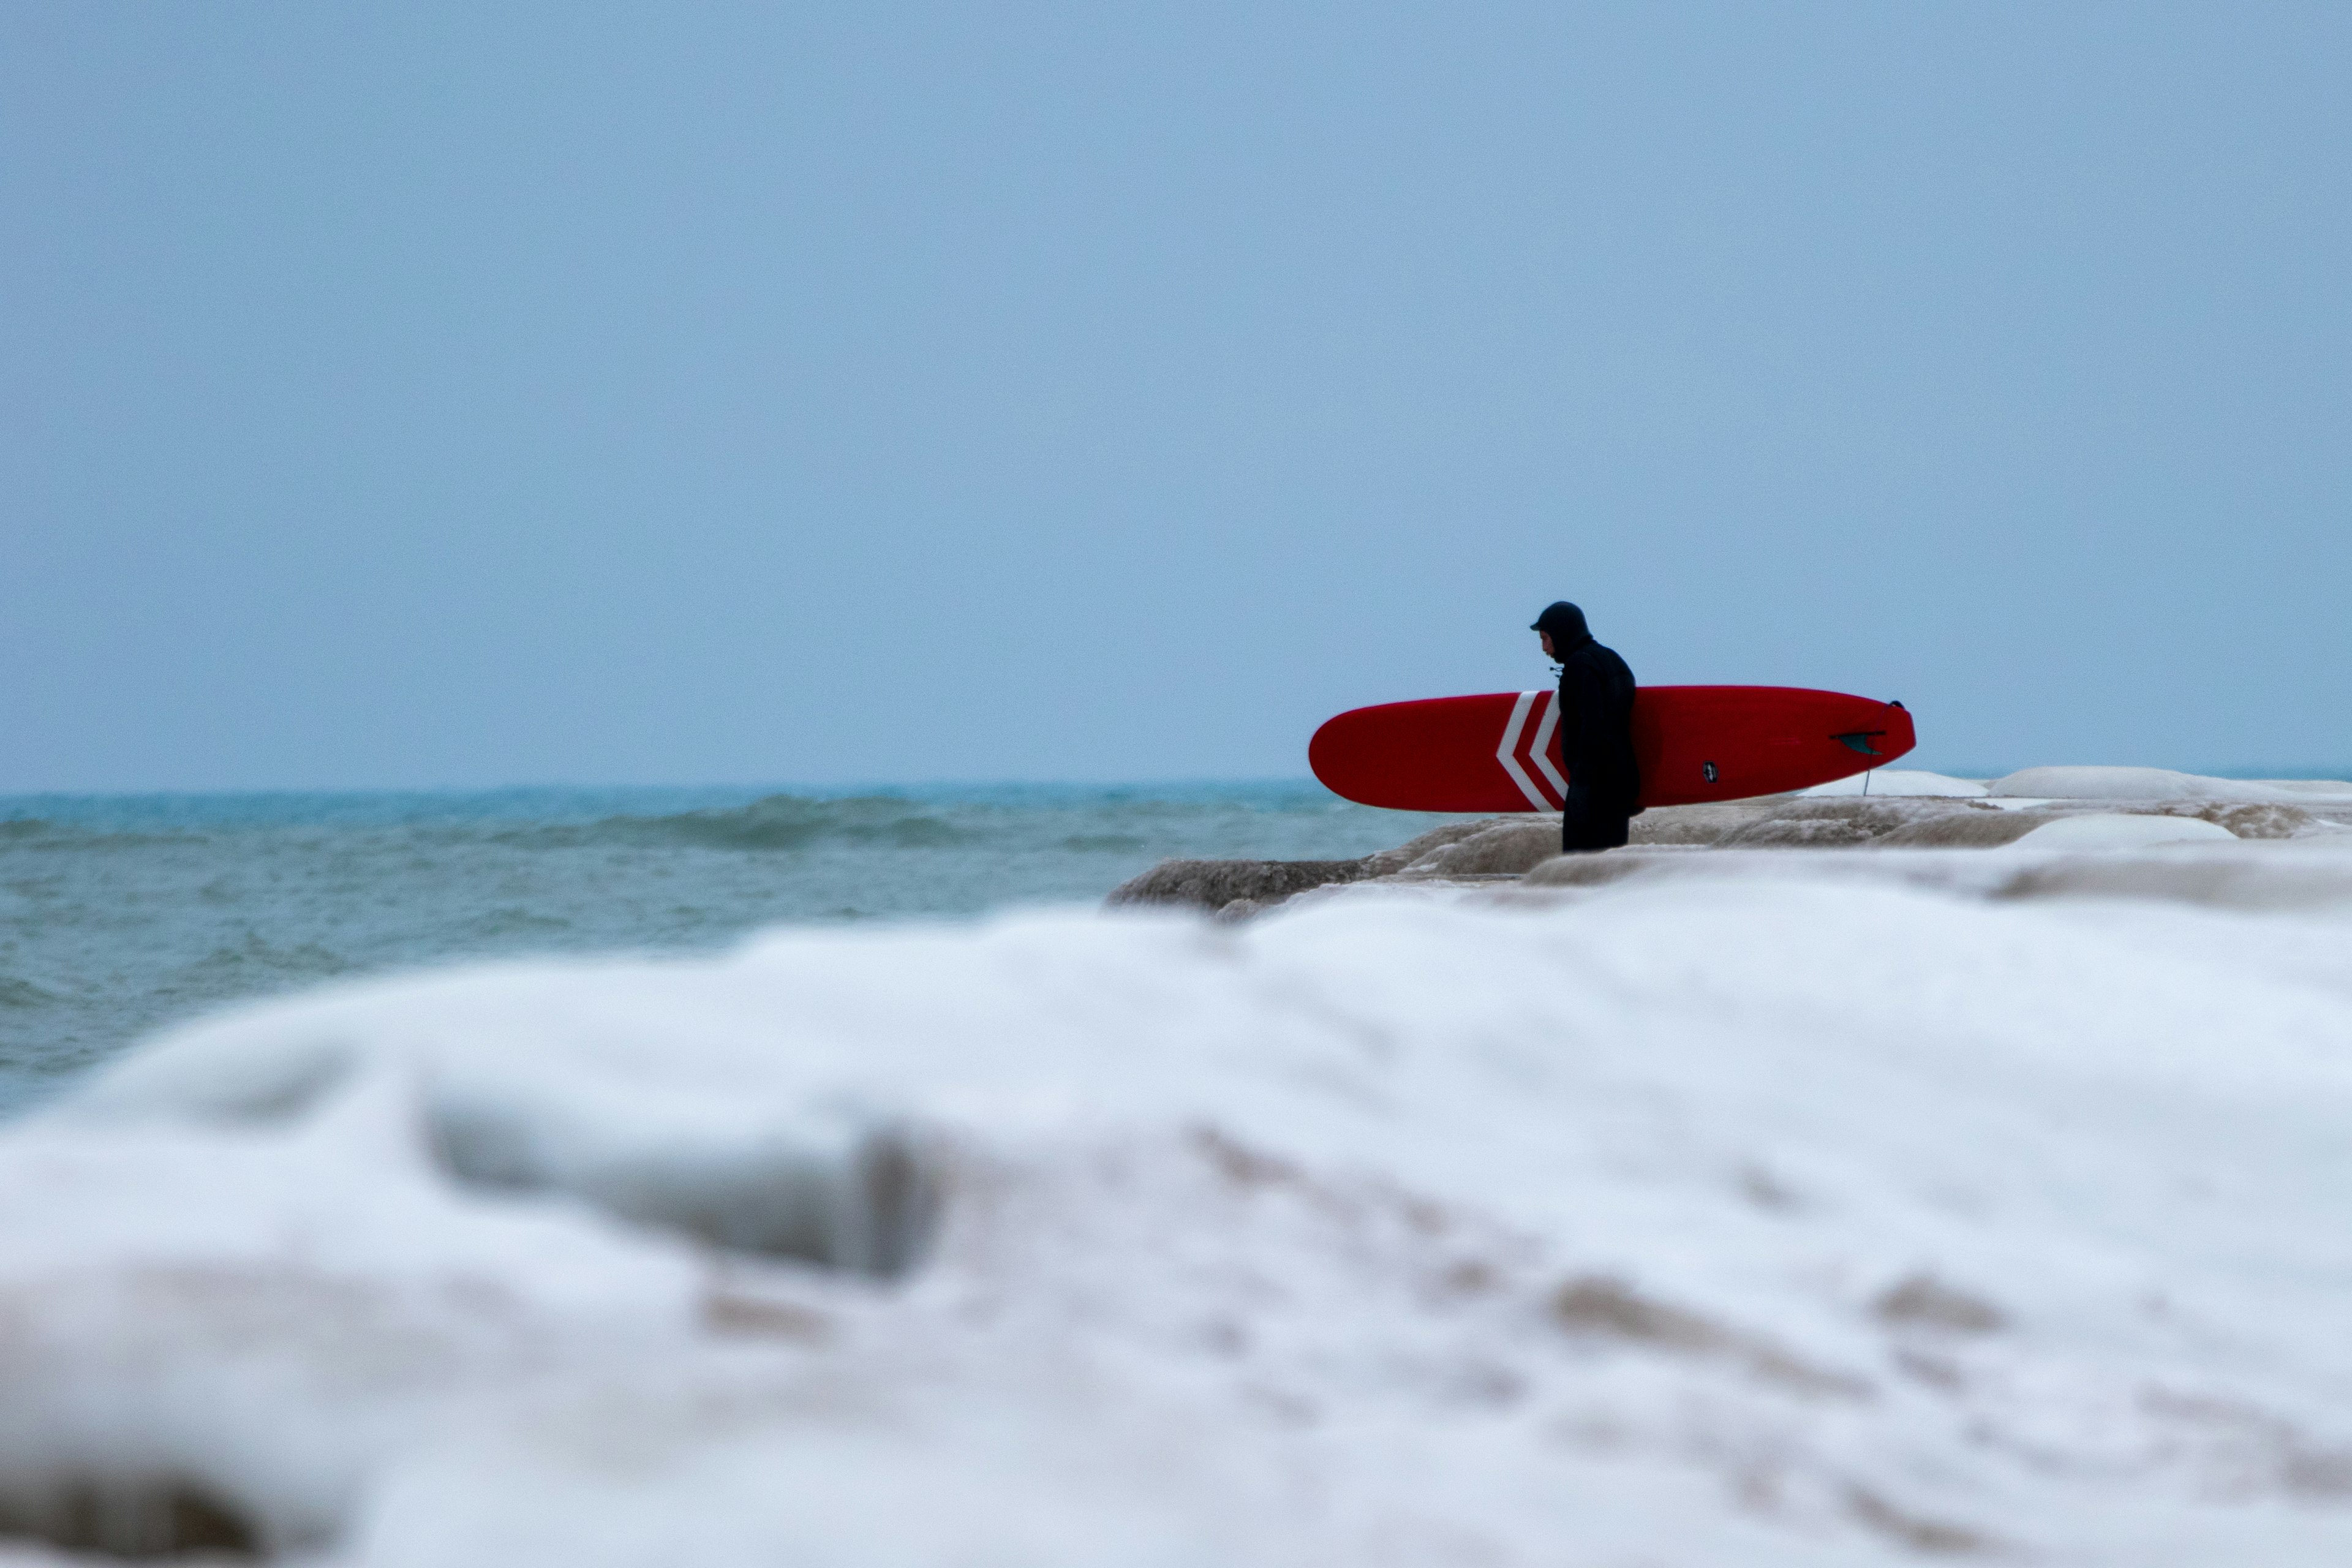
(6, 851, 2352, 1563)
(1801, 766, 2352, 805)
(1988, 767, 2352, 805)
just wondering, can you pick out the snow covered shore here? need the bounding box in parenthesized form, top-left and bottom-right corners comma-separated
(6, 770, 2352, 1565)
(1109, 766, 2352, 913)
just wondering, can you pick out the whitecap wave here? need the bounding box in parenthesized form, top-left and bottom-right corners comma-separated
(497, 794, 974, 853)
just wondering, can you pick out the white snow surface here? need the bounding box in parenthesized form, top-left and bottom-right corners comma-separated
(9, 855, 2352, 1564)
(2008, 813, 2241, 850)
(1989, 766, 2352, 804)
(1800, 770, 1988, 798)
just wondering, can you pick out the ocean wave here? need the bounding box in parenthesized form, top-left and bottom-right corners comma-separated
(173, 938, 355, 985)
(0, 976, 58, 1009)
(0, 818, 207, 852)
(1060, 832, 1150, 853)
(461, 908, 576, 940)
(497, 794, 973, 853)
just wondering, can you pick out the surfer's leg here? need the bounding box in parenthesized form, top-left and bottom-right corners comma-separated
(1560, 790, 1599, 853)
(1561, 788, 1632, 853)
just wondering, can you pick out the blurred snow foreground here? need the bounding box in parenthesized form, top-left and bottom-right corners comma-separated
(8, 832, 2352, 1562)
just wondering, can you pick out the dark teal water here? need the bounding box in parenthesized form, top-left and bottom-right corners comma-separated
(0, 783, 1466, 1114)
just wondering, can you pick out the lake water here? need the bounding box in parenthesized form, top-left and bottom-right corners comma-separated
(0, 783, 1464, 1113)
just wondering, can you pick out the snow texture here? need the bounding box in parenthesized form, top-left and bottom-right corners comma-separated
(2010, 813, 2239, 850)
(1801, 770, 1989, 799)
(1989, 767, 2352, 804)
(8, 842, 2352, 1563)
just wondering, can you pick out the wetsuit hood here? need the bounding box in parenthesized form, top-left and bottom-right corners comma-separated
(1531, 601, 1592, 649)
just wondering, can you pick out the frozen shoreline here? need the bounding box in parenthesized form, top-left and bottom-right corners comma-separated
(5, 766, 2352, 1564)
(1109, 765, 2352, 916)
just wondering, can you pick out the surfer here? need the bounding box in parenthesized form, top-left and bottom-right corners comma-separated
(1532, 601, 1640, 852)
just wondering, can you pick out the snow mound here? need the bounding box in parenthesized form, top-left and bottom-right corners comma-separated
(2259, 778, 2352, 799)
(1800, 770, 1987, 799)
(9, 881, 2352, 1564)
(1990, 767, 2352, 804)
(2009, 813, 2241, 850)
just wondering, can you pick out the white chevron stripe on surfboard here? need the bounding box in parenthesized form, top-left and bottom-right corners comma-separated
(1528, 692, 1566, 800)
(1494, 691, 1553, 811)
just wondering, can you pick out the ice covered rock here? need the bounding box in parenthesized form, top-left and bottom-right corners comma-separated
(1711, 797, 1970, 848)
(1106, 818, 1555, 913)
(1614, 790, 2334, 854)
(2179, 801, 2328, 839)
(1510, 835, 2352, 913)
(1355, 816, 1543, 876)
(1108, 775, 2345, 922)
(1103, 857, 1367, 913)
(1872, 808, 2059, 847)
(1389, 818, 1559, 877)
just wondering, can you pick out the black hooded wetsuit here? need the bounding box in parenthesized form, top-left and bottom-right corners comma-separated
(1532, 602, 1640, 853)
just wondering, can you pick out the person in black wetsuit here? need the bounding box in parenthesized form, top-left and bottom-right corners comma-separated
(1532, 601, 1640, 852)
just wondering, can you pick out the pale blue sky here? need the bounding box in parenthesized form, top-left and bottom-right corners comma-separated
(6, 3, 2347, 790)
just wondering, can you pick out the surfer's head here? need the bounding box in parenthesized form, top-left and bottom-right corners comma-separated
(1531, 601, 1590, 657)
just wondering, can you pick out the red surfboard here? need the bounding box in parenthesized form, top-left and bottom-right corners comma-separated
(1310, 687, 1915, 812)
